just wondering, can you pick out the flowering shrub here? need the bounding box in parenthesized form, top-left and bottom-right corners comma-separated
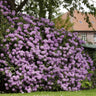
(0, 0, 95, 93)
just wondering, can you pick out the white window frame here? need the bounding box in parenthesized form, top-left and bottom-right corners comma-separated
(94, 33, 96, 42)
(81, 33, 87, 41)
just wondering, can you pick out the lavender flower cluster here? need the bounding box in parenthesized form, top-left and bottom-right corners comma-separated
(0, 0, 95, 93)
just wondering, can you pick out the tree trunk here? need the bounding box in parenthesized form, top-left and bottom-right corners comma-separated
(6, 0, 28, 12)
(48, 0, 52, 20)
(16, 0, 28, 12)
(38, 0, 46, 18)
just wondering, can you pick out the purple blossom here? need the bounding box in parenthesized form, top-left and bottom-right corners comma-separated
(12, 10, 15, 16)
(0, 1, 94, 93)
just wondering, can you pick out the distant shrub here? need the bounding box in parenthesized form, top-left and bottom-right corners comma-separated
(0, 0, 95, 93)
(53, 15, 74, 31)
(84, 48, 96, 88)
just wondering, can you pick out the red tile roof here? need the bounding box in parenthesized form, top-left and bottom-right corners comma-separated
(62, 10, 96, 31)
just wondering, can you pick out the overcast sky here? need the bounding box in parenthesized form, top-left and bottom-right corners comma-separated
(59, 0, 96, 14)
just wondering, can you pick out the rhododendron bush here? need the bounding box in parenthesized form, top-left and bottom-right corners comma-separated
(0, 0, 95, 93)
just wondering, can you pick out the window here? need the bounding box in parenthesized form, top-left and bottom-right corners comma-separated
(81, 33, 86, 41)
(79, 21, 82, 23)
(91, 21, 94, 24)
(94, 33, 96, 42)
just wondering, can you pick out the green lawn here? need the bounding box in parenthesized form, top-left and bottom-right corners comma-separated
(0, 89, 96, 96)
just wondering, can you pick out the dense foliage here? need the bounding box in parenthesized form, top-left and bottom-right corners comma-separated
(53, 16, 74, 31)
(0, 0, 95, 93)
(84, 48, 96, 88)
(3, 0, 96, 20)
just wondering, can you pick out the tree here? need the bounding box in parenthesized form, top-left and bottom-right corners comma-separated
(1, 0, 96, 23)
(24, 0, 62, 20)
(4, 0, 28, 12)
(53, 15, 74, 31)
(24, 0, 96, 20)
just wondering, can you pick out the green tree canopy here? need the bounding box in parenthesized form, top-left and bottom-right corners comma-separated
(2, 0, 96, 23)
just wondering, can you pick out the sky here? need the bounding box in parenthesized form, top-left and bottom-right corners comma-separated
(59, 0, 96, 14)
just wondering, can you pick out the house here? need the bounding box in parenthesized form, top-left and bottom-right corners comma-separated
(61, 10, 96, 44)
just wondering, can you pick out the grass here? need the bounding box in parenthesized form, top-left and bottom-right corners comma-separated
(0, 89, 96, 96)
